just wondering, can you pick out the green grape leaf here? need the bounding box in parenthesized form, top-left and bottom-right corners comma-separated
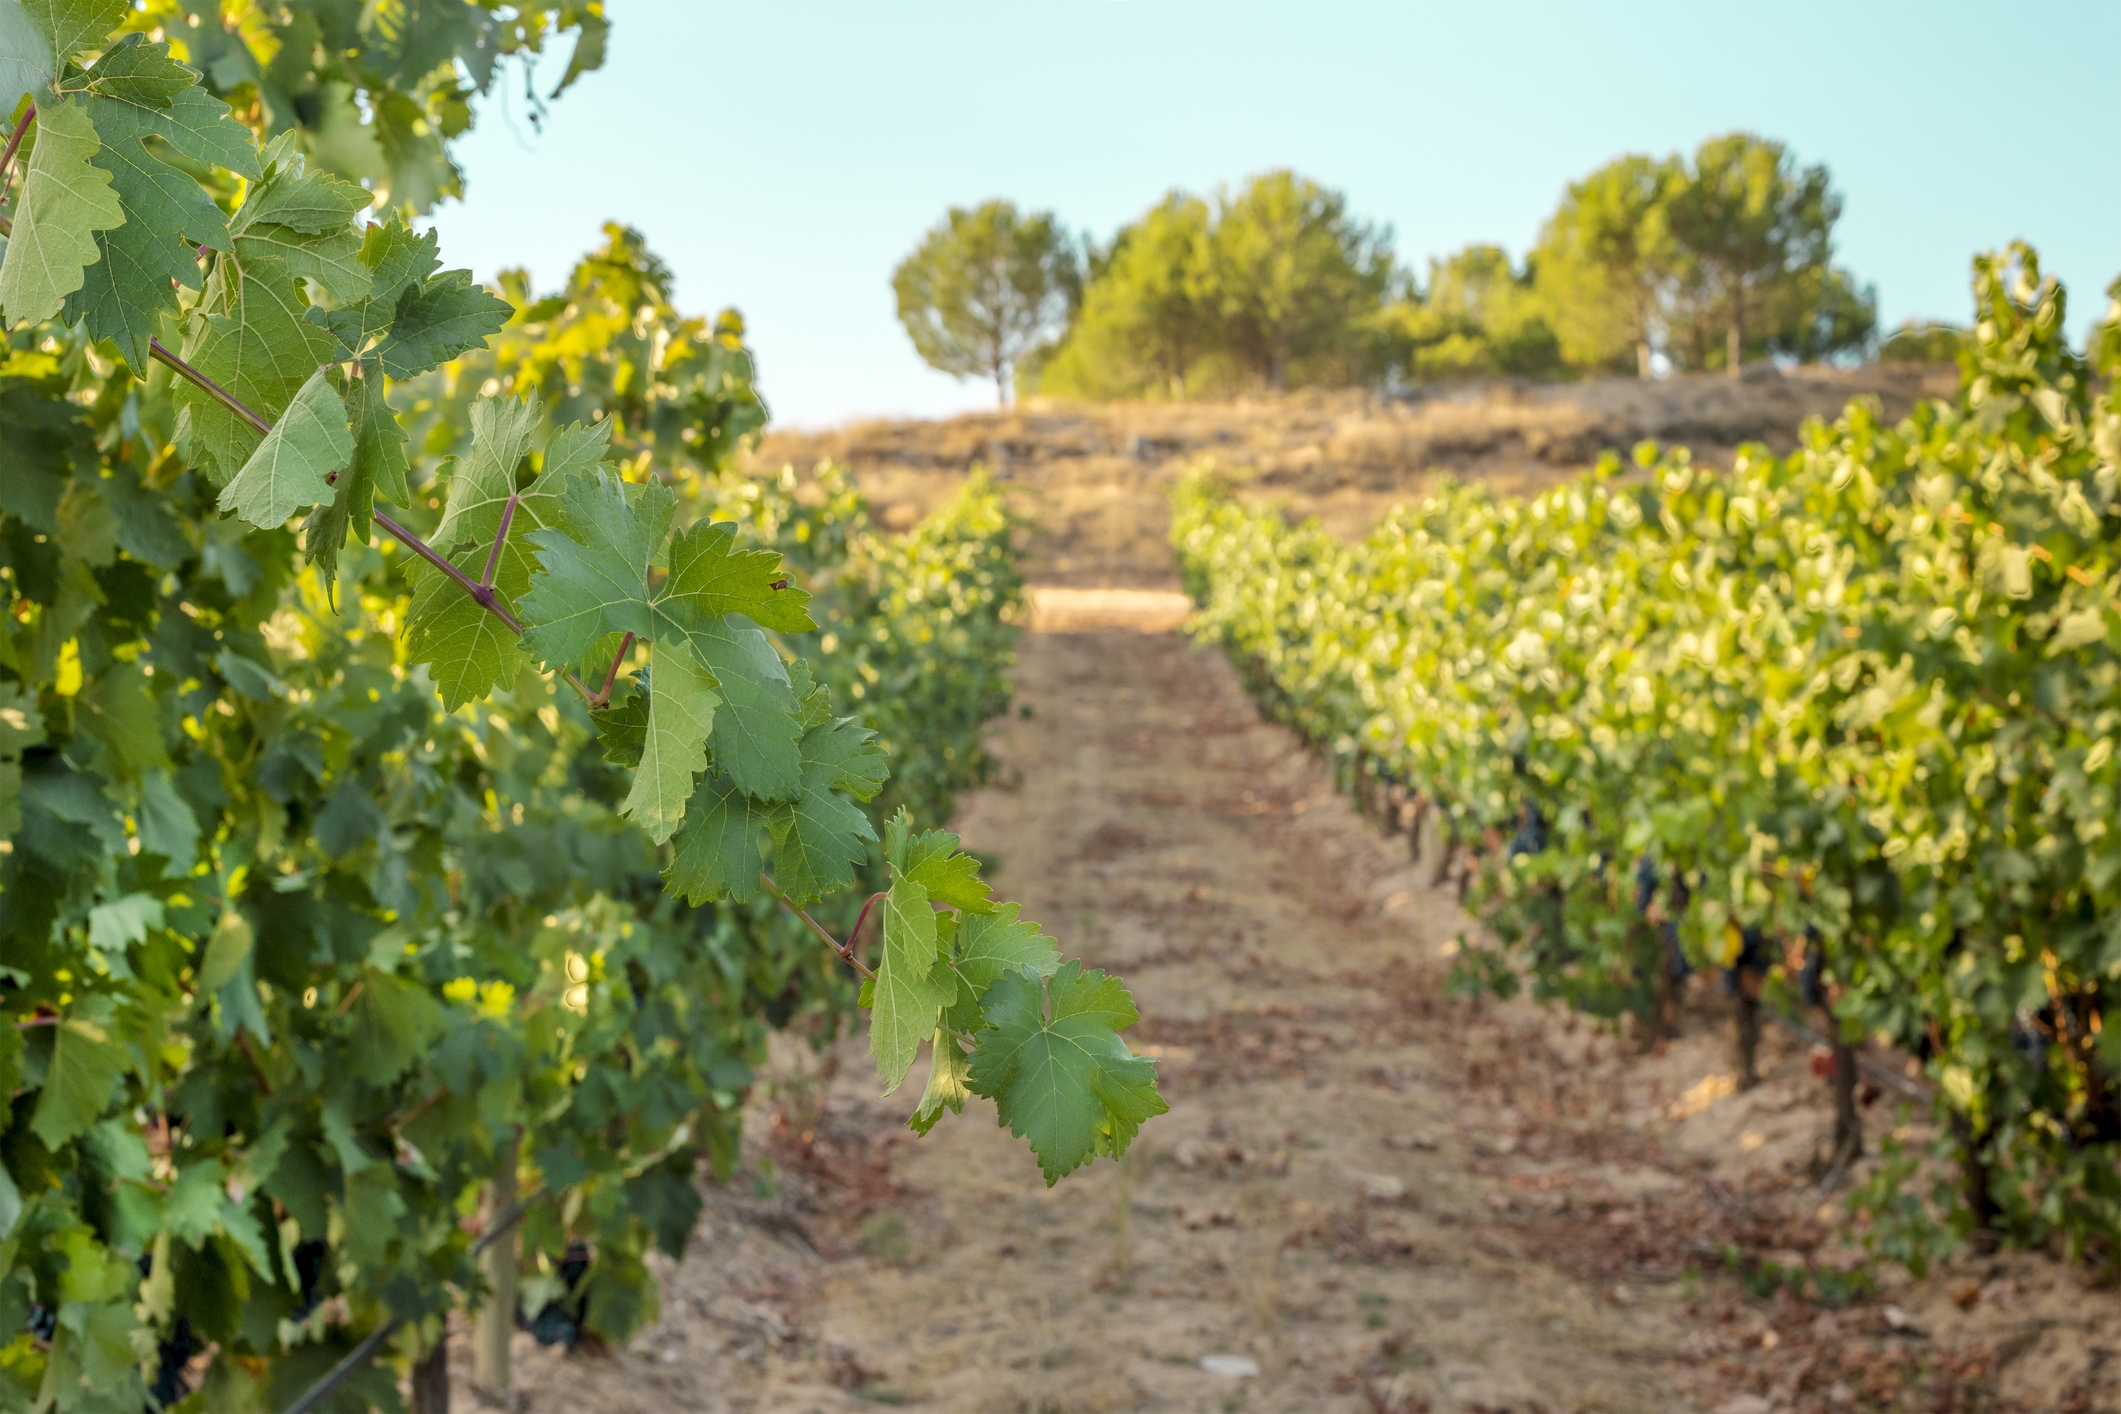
(884, 806, 913, 871)
(13, 0, 125, 78)
(406, 405, 605, 709)
(0, 11, 51, 117)
(45, 1297, 144, 1402)
(136, 771, 197, 869)
(345, 968, 446, 1088)
(234, 139, 373, 234)
(235, 218, 374, 306)
(104, 460, 188, 568)
(86, 893, 161, 951)
(519, 468, 670, 669)
(402, 550, 520, 711)
(30, 1015, 127, 1149)
(951, 904, 1060, 995)
(0, 682, 48, 758)
(762, 712, 886, 904)
(53, 475, 115, 564)
(172, 144, 366, 481)
(617, 641, 719, 845)
(870, 877, 952, 1095)
(789, 659, 834, 730)
(216, 367, 352, 528)
(551, 8, 608, 97)
(663, 770, 772, 905)
(966, 962, 1167, 1185)
(591, 670, 646, 767)
(643, 560, 818, 808)
(1, 0, 125, 116)
(896, 826, 995, 914)
(686, 617, 803, 801)
(173, 308, 333, 486)
(74, 659, 167, 776)
(427, 396, 540, 554)
(162, 1161, 231, 1247)
(0, 95, 121, 326)
(302, 364, 405, 589)
(350, 365, 411, 511)
(306, 218, 441, 359)
(360, 217, 443, 292)
(75, 27, 188, 104)
(650, 518, 814, 637)
(372, 266, 510, 379)
(63, 36, 260, 368)
(908, 1030, 970, 1136)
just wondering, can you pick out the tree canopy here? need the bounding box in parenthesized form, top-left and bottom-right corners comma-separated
(1202, 170, 1395, 392)
(1021, 133, 1900, 401)
(1038, 193, 1213, 400)
(891, 200, 1079, 407)
(1532, 154, 1682, 376)
(1038, 171, 1391, 400)
(1380, 244, 1563, 381)
(1666, 132, 1858, 377)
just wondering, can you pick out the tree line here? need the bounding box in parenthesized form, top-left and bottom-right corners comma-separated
(893, 132, 1954, 407)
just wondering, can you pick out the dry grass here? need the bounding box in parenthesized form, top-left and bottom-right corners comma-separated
(750, 367, 1956, 586)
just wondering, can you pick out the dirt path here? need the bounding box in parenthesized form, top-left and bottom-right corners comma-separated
(485, 599, 2121, 1414)
(496, 605, 1687, 1412)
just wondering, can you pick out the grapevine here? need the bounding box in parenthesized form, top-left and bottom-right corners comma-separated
(0, 7, 1159, 1409)
(1174, 246, 2121, 1266)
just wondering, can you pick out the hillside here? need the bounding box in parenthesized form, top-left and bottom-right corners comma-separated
(750, 366, 1956, 587)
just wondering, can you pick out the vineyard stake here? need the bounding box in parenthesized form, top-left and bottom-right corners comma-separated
(474, 1132, 520, 1399)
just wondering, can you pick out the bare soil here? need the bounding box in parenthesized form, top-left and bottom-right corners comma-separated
(749, 369, 1957, 587)
(448, 590, 2120, 1414)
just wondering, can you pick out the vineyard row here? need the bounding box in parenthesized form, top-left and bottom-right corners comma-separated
(1171, 245, 2121, 1273)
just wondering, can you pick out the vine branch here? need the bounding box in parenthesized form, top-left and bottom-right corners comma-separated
(481, 492, 519, 589)
(847, 890, 889, 954)
(143, 343, 596, 701)
(594, 631, 634, 708)
(759, 873, 876, 979)
(0, 102, 33, 222)
(150, 338, 267, 434)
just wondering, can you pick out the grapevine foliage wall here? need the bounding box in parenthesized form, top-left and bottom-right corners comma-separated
(1176, 248, 2121, 1268)
(0, 5, 1161, 1409)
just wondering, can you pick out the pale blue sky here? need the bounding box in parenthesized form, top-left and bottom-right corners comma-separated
(428, 1, 2121, 430)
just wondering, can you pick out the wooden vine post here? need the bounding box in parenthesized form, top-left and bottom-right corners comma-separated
(476, 1134, 521, 1399)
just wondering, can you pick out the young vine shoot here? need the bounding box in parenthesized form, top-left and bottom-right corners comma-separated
(0, 5, 1160, 1407)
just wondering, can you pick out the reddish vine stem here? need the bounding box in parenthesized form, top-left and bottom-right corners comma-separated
(593, 631, 634, 707)
(235, 1031, 273, 1095)
(376, 505, 526, 633)
(390, 1084, 448, 1133)
(0, 102, 34, 212)
(760, 873, 876, 980)
(480, 492, 518, 589)
(846, 890, 889, 956)
(149, 338, 266, 434)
